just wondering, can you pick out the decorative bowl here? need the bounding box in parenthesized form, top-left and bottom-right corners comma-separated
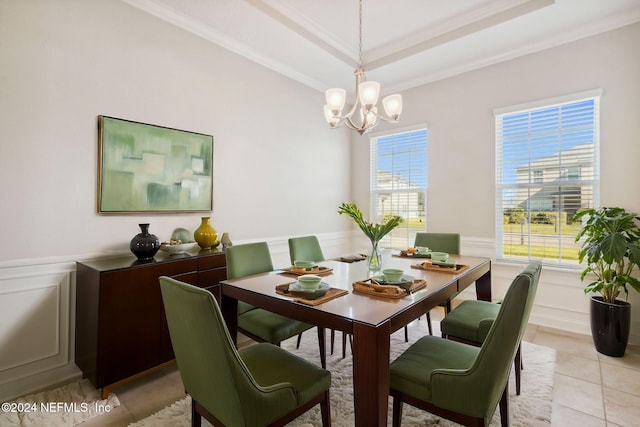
(297, 274, 322, 290)
(382, 268, 404, 283)
(294, 260, 315, 269)
(430, 251, 449, 262)
(159, 242, 197, 255)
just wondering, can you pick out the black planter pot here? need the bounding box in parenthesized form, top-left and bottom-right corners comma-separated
(590, 296, 631, 357)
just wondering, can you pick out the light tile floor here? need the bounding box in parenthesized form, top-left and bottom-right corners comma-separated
(79, 313, 640, 426)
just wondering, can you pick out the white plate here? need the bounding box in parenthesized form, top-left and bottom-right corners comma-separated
(289, 281, 330, 293)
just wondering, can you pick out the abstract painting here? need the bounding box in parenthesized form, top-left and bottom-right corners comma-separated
(98, 116, 213, 213)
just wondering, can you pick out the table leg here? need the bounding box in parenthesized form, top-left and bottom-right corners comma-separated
(475, 267, 492, 302)
(352, 320, 391, 426)
(221, 293, 238, 347)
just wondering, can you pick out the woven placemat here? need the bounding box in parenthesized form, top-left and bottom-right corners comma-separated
(411, 261, 469, 274)
(279, 266, 334, 276)
(275, 283, 348, 306)
(351, 278, 426, 299)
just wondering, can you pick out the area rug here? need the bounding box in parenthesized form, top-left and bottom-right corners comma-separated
(0, 379, 120, 427)
(130, 319, 555, 426)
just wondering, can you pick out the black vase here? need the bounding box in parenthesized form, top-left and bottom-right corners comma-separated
(130, 223, 160, 260)
(590, 296, 631, 357)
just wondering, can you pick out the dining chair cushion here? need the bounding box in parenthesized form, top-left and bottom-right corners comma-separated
(439, 300, 499, 342)
(390, 336, 480, 400)
(238, 309, 313, 344)
(288, 236, 325, 264)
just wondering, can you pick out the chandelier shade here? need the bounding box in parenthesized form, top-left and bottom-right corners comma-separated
(323, 0, 403, 135)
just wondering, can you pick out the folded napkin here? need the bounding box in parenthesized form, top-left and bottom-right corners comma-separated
(352, 279, 407, 299)
(280, 265, 334, 276)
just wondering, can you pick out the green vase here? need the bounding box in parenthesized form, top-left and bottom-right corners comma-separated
(194, 217, 218, 249)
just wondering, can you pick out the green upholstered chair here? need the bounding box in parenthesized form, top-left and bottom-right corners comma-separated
(440, 261, 542, 395)
(389, 261, 541, 427)
(226, 242, 326, 369)
(288, 235, 325, 265)
(288, 236, 351, 357)
(159, 276, 332, 427)
(414, 232, 461, 335)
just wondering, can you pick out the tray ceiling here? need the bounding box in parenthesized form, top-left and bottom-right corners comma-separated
(124, 0, 640, 95)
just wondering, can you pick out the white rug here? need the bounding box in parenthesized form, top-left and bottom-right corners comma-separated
(0, 379, 120, 427)
(130, 318, 555, 426)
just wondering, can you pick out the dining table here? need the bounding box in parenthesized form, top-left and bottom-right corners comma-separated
(220, 251, 491, 426)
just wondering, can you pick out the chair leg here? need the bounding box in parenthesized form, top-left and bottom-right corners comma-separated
(426, 311, 433, 336)
(342, 333, 353, 359)
(192, 398, 201, 427)
(296, 333, 302, 349)
(514, 342, 522, 395)
(499, 382, 509, 427)
(330, 329, 335, 355)
(404, 325, 409, 342)
(320, 389, 332, 426)
(317, 327, 326, 369)
(391, 392, 403, 427)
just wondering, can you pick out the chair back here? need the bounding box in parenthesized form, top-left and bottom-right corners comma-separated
(160, 276, 263, 426)
(226, 242, 274, 280)
(430, 261, 542, 418)
(288, 235, 325, 264)
(414, 232, 460, 254)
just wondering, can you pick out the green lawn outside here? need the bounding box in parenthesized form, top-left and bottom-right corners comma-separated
(504, 244, 579, 261)
(395, 217, 581, 262)
(503, 222, 581, 236)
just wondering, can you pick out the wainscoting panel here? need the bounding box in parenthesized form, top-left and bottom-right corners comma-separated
(0, 261, 79, 402)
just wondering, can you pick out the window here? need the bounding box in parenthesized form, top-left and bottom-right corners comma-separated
(495, 90, 600, 265)
(370, 127, 428, 249)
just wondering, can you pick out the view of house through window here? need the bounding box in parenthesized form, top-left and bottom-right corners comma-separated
(495, 91, 600, 264)
(370, 127, 428, 249)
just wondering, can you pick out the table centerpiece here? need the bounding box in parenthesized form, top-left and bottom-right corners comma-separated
(338, 202, 402, 272)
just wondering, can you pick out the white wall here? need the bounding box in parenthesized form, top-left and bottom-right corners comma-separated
(0, 0, 352, 401)
(0, 0, 353, 264)
(352, 23, 640, 345)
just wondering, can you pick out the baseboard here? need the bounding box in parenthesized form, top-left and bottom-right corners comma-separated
(0, 362, 82, 403)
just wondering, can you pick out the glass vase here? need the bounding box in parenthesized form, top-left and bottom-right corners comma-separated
(368, 240, 382, 273)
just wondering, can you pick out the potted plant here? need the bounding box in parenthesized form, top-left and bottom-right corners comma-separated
(574, 207, 640, 356)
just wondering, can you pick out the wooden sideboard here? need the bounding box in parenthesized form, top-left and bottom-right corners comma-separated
(75, 249, 226, 398)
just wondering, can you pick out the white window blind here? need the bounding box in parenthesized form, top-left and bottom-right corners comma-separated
(370, 128, 428, 249)
(496, 92, 600, 265)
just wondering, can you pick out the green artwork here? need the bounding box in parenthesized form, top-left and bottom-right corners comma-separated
(98, 116, 213, 213)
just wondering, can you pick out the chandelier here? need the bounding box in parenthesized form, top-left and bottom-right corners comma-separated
(323, 0, 403, 135)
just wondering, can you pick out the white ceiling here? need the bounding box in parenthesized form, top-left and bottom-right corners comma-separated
(124, 0, 640, 96)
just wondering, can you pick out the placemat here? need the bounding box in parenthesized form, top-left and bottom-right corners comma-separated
(393, 252, 432, 258)
(351, 278, 426, 299)
(280, 265, 334, 276)
(275, 283, 348, 306)
(411, 261, 469, 274)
